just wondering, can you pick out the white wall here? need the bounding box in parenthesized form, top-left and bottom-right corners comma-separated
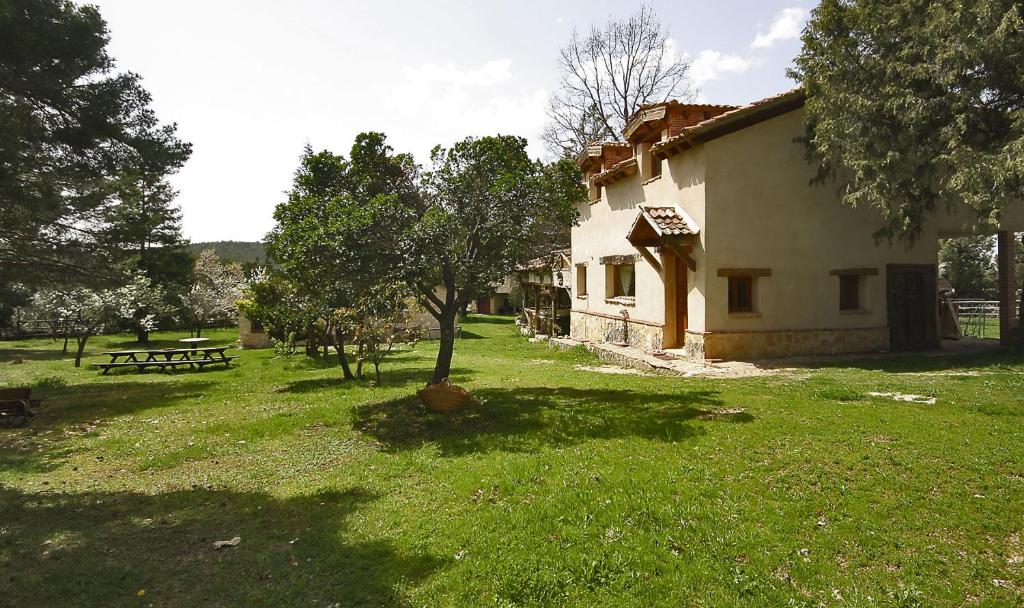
(703, 109, 938, 332)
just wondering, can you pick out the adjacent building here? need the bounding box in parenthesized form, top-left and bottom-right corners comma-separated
(571, 89, 1024, 360)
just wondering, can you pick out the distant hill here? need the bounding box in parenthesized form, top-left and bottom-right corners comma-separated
(189, 241, 267, 265)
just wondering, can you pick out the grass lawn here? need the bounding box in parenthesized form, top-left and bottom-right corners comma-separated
(1, 316, 1023, 607)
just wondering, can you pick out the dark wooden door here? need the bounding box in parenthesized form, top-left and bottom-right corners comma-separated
(887, 264, 938, 351)
(476, 298, 491, 314)
(675, 256, 688, 345)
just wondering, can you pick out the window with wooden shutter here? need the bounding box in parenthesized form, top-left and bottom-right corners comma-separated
(728, 276, 753, 313)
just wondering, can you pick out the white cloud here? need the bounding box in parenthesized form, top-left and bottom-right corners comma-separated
(689, 50, 755, 85)
(403, 59, 513, 87)
(388, 59, 548, 159)
(751, 7, 808, 49)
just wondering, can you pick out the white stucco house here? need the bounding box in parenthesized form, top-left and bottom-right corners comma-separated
(571, 88, 1024, 360)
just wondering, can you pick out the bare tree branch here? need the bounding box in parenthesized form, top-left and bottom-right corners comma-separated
(542, 4, 694, 159)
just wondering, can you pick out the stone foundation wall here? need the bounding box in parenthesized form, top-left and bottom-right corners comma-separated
(238, 314, 273, 349)
(570, 311, 663, 352)
(701, 327, 889, 360)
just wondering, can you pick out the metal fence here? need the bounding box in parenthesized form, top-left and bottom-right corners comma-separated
(952, 299, 1000, 339)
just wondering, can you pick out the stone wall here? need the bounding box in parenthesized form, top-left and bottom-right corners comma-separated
(570, 310, 663, 352)
(238, 312, 273, 349)
(700, 327, 889, 360)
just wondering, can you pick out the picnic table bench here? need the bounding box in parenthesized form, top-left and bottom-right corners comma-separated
(93, 346, 238, 374)
(0, 388, 42, 427)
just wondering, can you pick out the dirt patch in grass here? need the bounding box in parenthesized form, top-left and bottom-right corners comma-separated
(866, 391, 937, 405)
(574, 365, 651, 376)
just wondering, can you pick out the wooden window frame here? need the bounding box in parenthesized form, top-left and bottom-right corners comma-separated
(609, 263, 636, 298)
(576, 264, 588, 298)
(727, 276, 754, 314)
(839, 274, 861, 311)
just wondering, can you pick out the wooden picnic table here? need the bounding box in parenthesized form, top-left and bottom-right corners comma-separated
(94, 346, 238, 374)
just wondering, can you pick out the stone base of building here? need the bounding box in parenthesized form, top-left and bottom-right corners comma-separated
(570, 310, 664, 353)
(696, 326, 889, 360)
(238, 313, 273, 349)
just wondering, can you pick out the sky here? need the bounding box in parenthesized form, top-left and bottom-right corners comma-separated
(90, 0, 814, 243)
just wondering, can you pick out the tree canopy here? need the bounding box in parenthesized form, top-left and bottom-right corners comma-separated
(267, 133, 585, 385)
(791, 0, 1024, 241)
(939, 236, 997, 298)
(0, 0, 191, 284)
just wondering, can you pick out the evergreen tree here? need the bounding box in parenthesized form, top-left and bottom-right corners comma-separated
(0, 0, 191, 285)
(792, 0, 1024, 241)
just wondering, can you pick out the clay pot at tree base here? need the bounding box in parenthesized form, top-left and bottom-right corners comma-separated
(417, 378, 470, 412)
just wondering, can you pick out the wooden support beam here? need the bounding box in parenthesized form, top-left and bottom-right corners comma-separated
(634, 245, 662, 273)
(717, 268, 772, 278)
(663, 240, 696, 272)
(829, 267, 879, 276)
(997, 231, 1019, 344)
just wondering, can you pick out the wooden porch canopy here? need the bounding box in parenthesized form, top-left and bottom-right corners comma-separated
(626, 206, 700, 272)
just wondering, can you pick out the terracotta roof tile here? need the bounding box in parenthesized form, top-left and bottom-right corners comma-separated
(651, 88, 806, 157)
(642, 207, 698, 237)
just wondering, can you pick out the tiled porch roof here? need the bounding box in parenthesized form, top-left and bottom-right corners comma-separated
(642, 206, 698, 237)
(626, 205, 700, 248)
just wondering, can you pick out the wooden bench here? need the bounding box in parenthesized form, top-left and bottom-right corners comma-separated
(92, 356, 238, 374)
(0, 388, 42, 427)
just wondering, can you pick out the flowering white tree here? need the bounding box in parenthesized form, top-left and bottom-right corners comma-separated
(31, 288, 118, 367)
(180, 249, 246, 336)
(114, 271, 166, 345)
(31, 289, 76, 353)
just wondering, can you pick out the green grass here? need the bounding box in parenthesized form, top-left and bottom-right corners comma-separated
(1, 317, 1023, 607)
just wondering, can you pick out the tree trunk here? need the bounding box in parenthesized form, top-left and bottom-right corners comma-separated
(333, 329, 354, 380)
(429, 309, 458, 385)
(305, 328, 318, 358)
(374, 362, 382, 385)
(62, 334, 69, 354)
(74, 335, 88, 368)
(196, 325, 202, 338)
(358, 337, 366, 376)
(137, 328, 149, 345)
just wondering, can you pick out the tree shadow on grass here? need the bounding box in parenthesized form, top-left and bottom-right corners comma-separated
(0, 486, 443, 607)
(278, 367, 476, 394)
(462, 315, 516, 325)
(0, 380, 211, 475)
(0, 347, 76, 363)
(759, 342, 1024, 374)
(354, 386, 739, 456)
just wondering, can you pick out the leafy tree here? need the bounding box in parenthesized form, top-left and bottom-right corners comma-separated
(939, 236, 997, 298)
(269, 134, 583, 387)
(180, 249, 245, 337)
(266, 136, 418, 379)
(791, 0, 1024, 241)
(408, 136, 584, 384)
(0, 0, 191, 284)
(350, 282, 413, 385)
(239, 270, 337, 359)
(542, 4, 694, 159)
(0, 282, 30, 331)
